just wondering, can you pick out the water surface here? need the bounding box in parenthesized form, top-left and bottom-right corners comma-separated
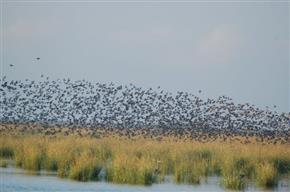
(1, 167, 289, 192)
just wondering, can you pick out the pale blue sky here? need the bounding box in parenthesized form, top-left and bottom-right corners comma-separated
(1, 1, 289, 112)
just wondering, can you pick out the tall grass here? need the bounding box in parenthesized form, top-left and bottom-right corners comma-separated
(69, 151, 102, 181)
(256, 162, 278, 188)
(221, 157, 249, 190)
(106, 155, 156, 185)
(0, 137, 14, 158)
(174, 149, 214, 184)
(0, 135, 289, 189)
(0, 159, 8, 168)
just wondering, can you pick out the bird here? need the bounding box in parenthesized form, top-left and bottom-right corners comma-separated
(9, 64, 14, 67)
(0, 76, 289, 143)
(35, 57, 40, 61)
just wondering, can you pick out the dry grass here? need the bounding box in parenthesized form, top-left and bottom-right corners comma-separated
(0, 134, 289, 189)
(256, 162, 278, 188)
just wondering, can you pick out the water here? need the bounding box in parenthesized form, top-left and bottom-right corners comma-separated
(0, 167, 289, 192)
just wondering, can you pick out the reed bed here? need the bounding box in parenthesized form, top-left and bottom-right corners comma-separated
(0, 159, 8, 168)
(0, 135, 289, 190)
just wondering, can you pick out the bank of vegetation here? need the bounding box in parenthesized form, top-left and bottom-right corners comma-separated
(1, 135, 290, 190)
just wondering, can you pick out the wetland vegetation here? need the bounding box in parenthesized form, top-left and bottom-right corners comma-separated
(1, 132, 290, 191)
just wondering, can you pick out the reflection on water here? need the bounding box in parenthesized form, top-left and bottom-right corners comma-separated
(0, 167, 289, 192)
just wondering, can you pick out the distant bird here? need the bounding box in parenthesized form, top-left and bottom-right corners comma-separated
(9, 64, 14, 67)
(198, 90, 202, 94)
(35, 57, 40, 61)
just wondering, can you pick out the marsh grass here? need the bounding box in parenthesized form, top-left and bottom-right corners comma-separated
(0, 147, 14, 158)
(0, 135, 289, 189)
(106, 156, 156, 185)
(272, 157, 290, 174)
(256, 162, 278, 188)
(221, 155, 256, 189)
(0, 137, 14, 158)
(174, 149, 213, 184)
(69, 153, 102, 181)
(0, 159, 8, 167)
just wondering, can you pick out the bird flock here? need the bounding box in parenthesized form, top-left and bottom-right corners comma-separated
(0, 76, 289, 143)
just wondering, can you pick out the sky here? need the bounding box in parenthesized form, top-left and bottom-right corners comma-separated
(1, 0, 289, 112)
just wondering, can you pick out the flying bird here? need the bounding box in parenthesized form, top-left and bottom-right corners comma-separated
(9, 64, 14, 67)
